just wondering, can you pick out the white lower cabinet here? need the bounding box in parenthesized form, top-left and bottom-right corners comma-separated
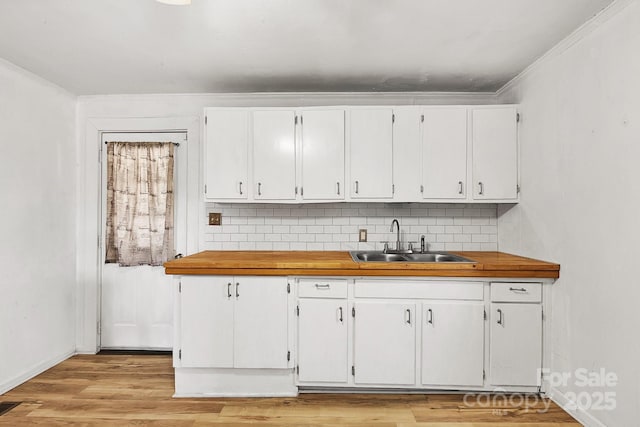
(489, 302, 542, 387)
(421, 302, 485, 387)
(297, 299, 348, 383)
(353, 301, 416, 385)
(179, 275, 289, 369)
(489, 282, 543, 387)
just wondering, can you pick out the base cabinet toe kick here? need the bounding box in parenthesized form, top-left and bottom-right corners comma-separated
(173, 276, 548, 397)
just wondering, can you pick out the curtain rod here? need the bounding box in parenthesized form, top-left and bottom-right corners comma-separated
(104, 141, 180, 147)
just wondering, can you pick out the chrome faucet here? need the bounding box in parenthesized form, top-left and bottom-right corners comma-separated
(390, 219, 401, 251)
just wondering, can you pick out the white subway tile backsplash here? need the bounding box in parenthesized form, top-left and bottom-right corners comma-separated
(203, 203, 498, 251)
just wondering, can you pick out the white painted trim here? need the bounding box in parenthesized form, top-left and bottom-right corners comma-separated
(547, 386, 607, 427)
(496, 0, 637, 98)
(0, 56, 76, 100)
(76, 116, 200, 353)
(0, 350, 75, 395)
(78, 91, 498, 105)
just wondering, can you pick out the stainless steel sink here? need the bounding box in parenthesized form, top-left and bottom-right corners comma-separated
(350, 251, 474, 263)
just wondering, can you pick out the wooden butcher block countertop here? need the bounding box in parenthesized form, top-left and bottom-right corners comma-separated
(164, 251, 560, 279)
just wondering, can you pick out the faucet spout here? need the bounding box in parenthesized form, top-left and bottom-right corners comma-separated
(390, 219, 401, 251)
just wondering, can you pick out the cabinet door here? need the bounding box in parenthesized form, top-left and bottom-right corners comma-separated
(490, 303, 542, 386)
(180, 276, 234, 368)
(233, 276, 289, 369)
(421, 302, 484, 386)
(301, 110, 345, 200)
(297, 299, 348, 383)
(253, 110, 297, 200)
(353, 301, 415, 385)
(472, 107, 518, 200)
(422, 108, 468, 199)
(393, 107, 422, 201)
(349, 109, 393, 199)
(204, 109, 249, 200)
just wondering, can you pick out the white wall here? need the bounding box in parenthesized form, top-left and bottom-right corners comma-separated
(497, 1, 640, 425)
(0, 59, 76, 393)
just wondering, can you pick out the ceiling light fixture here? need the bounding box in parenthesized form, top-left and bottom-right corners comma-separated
(156, 0, 191, 5)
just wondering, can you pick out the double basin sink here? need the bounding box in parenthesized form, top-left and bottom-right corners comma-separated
(350, 251, 474, 263)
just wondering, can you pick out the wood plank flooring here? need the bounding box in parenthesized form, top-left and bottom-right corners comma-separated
(0, 354, 580, 426)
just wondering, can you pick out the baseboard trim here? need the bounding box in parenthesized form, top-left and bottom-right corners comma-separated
(547, 386, 607, 427)
(0, 350, 75, 395)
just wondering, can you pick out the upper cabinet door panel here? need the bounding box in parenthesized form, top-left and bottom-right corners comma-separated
(205, 109, 249, 200)
(422, 108, 468, 199)
(253, 110, 297, 200)
(472, 107, 518, 200)
(349, 108, 393, 199)
(393, 107, 422, 202)
(301, 110, 345, 200)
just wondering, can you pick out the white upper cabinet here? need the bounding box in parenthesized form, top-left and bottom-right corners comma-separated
(349, 108, 394, 199)
(392, 107, 422, 201)
(422, 108, 468, 200)
(253, 110, 297, 200)
(300, 110, 345, 200)
(204, 109, 249, 200)
(472, 107, 519, 200)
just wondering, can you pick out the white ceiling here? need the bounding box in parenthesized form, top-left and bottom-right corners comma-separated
(0, 0, 614, 95)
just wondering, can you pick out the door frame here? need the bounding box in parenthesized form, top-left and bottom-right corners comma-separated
(78, 117, 200, 353)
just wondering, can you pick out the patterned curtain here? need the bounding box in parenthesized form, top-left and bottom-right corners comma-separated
(105, 142, 175, 266)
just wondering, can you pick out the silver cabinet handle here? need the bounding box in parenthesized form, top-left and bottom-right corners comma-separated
(337, 182, 340, 195)
(257, 182, 262, 196)
(497, 308, 503, 325)
(478, 181, 484, 195)
(355, 180, 359, 194)
(235, 282, 239, 298)
(227, 282, 232, 299)
(239, 181, 243, 195)
(427, 308, 433, 324)
(315, 283, 330, 289)
(458, 181, 463, 194)
(509, 287, 527, 292)
(405, 309, 411, 324)
(338, 307, 343, 323)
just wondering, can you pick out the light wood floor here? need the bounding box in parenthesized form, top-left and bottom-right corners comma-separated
(0, 354, 580, 426)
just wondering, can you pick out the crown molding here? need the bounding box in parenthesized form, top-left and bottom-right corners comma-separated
(496, 0, 637, 98)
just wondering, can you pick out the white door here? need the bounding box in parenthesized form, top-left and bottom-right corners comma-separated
(472, 107, 518, 200)
(421, 302, 484, 386)
(233, 276, 289, 369)
(253, 110, 297, 200)
(349, 108, 394, 199)
(490, 303, 542, 386)
(298, 299, 348, 383)
(100, 131, 187, 349)
(353, 301, 416, 385)
(392, 107, 422, 201)
(422, 108, 468, 199)
(204, 109, 248, 200)
(301, 110, 345, 200)
(179, 276, 234, 367)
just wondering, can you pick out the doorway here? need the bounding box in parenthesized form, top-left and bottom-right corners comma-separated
(99, 131, 187, 350)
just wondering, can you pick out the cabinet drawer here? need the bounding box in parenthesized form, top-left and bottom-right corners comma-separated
(298, 279, 347, 299)
(355, 280, 483, 301)
(491, 282, 541, 303)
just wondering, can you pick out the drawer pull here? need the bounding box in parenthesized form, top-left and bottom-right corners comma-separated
(405, 309, 411, 324)
(509, 287, 528, 292)
(497, 308, 503, 325)
(315, 283, 331, 289)
(426, 308, 433, 325)
(338, 307, 343, 323)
